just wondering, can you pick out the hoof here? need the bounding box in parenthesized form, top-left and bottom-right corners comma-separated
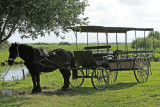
(31, 91, 42, 94)
(31, 88, 42, 94)
(31, 91, 36, 94)
(31, 88, 36, 94)
(58, 88, 69, 91)
(59, 86, 70, 91)
(37, 87, 42, 93)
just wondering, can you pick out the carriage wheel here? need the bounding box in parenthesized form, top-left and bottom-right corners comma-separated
(109, 71, 118, 84)
(91, 67, 109, 90)
(109, 55, 119, 84)
(133, 54, 150, 83)
(70, 69, 84, 88)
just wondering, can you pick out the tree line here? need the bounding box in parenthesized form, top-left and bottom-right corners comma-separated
(131, 31, 160, 50)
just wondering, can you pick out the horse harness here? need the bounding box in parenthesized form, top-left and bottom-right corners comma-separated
(30, 48, 72, 70)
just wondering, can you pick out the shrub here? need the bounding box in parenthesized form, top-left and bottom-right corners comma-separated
(155, 48, 160, 53)
(131, 37, 152, 50)
(153, 53, 160, 62)
(0, 40, 10, 49)
(58, 42, 71, 45)
(33, 42, 49, 45)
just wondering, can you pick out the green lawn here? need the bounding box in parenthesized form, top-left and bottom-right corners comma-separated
(0, 44, 159, 107)
(0, 62, 160, 107)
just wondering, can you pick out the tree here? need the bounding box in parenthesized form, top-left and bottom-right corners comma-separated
(58, 42, 71, 45)
(131, 37, 152, 50)
(148, 31, 160, 40)
(0, 0, 89, 44)
(131, 30, 160, 50)
(0, 40, 10, 49)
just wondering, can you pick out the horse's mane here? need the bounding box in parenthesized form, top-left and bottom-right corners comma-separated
(20, 44, 49, 59)
(19, 44, 40, 53)
(19, 44, 33, 49)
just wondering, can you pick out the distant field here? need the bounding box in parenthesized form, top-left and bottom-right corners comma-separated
(0, 43, 133, 63)
(29, 43, 132, 51)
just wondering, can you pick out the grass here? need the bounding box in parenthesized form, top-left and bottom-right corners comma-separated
(0, 50, 9, 63)
(0, 62, 160, 107)
(0, 43, 159, 106)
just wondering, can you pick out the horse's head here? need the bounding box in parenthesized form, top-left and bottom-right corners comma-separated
(8, 43, 19, 65)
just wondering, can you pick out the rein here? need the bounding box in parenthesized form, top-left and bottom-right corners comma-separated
(32, 48, 72, 70)
(30, 57, 71, 70)
(44, 57, 70, 70)
(0, 65, 11, 79)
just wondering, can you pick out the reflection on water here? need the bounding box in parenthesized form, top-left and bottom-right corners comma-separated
(0, 64, 28, 81)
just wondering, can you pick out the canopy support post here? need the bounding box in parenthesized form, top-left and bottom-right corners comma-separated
(116, 32, 118, 50)
(87, 32, 89, 47)
(106, 33, 109, 52)
(135, 30, 137, 55)
(125, 32, 128, 59)
(74, 31, 78, 51)
(97, 32, 99, 52)
(144, 30, 146, 56)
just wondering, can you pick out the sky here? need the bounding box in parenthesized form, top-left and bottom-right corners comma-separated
(8, 0, 160, 43)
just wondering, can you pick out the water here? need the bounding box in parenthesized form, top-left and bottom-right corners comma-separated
(0, 64, 28, 81)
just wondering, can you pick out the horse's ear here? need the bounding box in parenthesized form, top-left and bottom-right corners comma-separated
(11, 43, 15, 46)
(15, 42, 19, 46)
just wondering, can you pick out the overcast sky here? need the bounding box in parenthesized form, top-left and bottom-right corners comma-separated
(8, 0, 160, 43)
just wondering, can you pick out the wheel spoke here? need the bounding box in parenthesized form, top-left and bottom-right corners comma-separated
(70, 69, 84, 88)
(134, 54, 149, 83)
(109, 71, 118, 84)
(92, 67, 109, 90)
(93, 78, 99, 83)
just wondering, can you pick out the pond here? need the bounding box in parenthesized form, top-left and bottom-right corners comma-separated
(0, 64, 28, 81)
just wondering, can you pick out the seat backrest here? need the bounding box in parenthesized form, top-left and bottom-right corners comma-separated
(84, 45, 111, 50)
(74, 51, 97, 67)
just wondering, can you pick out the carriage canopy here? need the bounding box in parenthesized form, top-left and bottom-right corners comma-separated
(71, 26, 154, 33)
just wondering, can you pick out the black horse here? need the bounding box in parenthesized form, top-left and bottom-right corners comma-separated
(8, 43, 77, 94)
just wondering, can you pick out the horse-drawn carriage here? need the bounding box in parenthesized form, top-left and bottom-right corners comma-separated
(7, 26, 154, 93)
(69, 26, 154, 90)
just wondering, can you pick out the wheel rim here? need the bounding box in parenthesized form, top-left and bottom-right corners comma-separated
(91, 67, 109, 90)
(70, 69, 84, 88)
(109, 55, 119, 84)
(109, 71, 118, 84)
(134, 54, 149, 83)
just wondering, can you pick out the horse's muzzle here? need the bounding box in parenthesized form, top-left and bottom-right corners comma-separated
(8, 59, 14, 66)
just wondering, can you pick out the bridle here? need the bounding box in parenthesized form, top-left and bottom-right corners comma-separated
(8, 45, 19, 61)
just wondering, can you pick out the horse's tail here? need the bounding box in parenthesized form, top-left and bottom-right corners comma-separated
(68, 52, 77, 78)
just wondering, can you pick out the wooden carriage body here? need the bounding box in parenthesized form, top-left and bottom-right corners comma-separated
(69, 26, 154, 90)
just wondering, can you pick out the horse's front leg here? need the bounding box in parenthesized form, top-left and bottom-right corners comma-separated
(26, 64, 38, 94)
(30, 73, 37, 94)
(35, 73, 42, 93)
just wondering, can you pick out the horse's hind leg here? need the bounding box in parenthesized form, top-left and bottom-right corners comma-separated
(60, 69, 71, 90)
